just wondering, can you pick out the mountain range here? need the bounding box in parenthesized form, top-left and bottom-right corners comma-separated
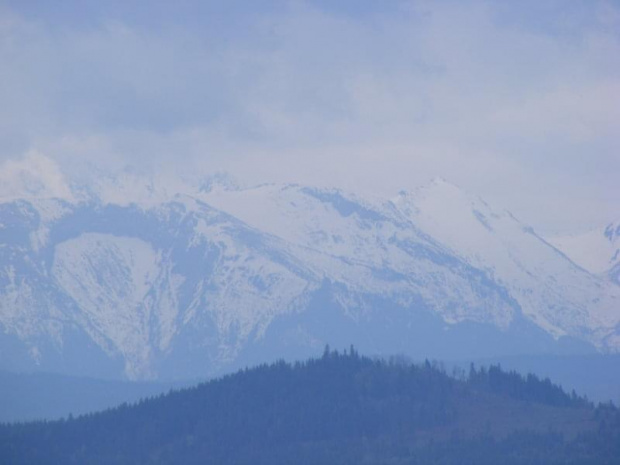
(0, 171, 618, 380)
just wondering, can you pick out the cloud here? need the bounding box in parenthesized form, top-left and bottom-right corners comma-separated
(0, 151, 74, 202)
(0, 0, 618, 231)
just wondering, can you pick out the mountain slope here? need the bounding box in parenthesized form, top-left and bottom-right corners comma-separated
(0, 198, 319, 379)
(203, 180, 620, 350)
(392, 180, 619, 347)
(0, 179, 618, 380)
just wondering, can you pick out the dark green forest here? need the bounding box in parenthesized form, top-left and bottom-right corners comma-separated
(1, 348, 619, 465)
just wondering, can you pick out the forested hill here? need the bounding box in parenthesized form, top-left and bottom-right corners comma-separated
(1, 349, 619, 465)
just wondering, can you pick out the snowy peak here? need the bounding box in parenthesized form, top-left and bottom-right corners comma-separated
(391, 180, 620, 340)
(200, 182, 395, 255)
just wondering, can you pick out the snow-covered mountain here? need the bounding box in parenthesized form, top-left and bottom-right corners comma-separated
(549, 221, 620, 286)
(1, 176, 618, 380)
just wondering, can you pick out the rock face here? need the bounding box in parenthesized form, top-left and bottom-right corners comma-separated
(0, 179, 618, 380)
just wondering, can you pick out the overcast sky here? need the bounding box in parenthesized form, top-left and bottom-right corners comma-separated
(0, 0, 618, 232)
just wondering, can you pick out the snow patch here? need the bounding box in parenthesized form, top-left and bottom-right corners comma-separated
(52, 233, 162, 379)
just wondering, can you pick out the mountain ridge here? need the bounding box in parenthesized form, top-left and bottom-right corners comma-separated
(0, 176, 618, 380)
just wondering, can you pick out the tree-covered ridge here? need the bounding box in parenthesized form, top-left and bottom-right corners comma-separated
(1, 348, 619, 465)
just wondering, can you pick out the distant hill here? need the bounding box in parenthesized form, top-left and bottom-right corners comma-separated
(1, 349, 619, 465)
(2, 353, 619, 424)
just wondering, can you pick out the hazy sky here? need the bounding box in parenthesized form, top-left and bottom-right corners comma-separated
(0, 0, 618, 232)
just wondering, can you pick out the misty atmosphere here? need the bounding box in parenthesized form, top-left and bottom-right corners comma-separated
(0, 0, 619, 464)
